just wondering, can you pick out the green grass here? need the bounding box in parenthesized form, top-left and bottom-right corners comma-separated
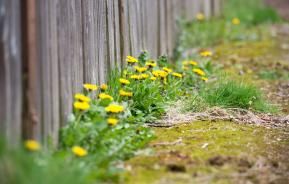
(199, 79, 276, 113)
(258, 70, 289, 80)
(178, 19, 226, 48)
(258, 70, 279, 80)
(224, 0, 281, 26)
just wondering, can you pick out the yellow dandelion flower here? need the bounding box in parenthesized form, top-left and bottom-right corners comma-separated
(126, 55, 138, 63)
(72, 146, 87, 157)
(100, 84, 108, 91)
(134, 66, 147, 73)
(140, 74, 149, 79)
(193, 68, 206, 76)
(99, 93, 114, 101)
(130, 74, 142, 80)
(119, 78, 130, 85)
(232, 18, 240, 25)
(74, 101, 90, 111)
(145, 61, 157, 67)
(150, 76, 157, 81)
(152, 70, 160, 77)
(172, 72, 183, 78)
(119, 89, 133, 97)
(196, 13, 205, 21)
(24, 140, 40, 152)
(200, 50, 212, 57)
(107, 118, 118, 126)
(159, 71, 168, 78)
(105, 104, 124, 113)
(201, 77, 209, 82)
(152, 70, 168, 78)
(83, 84, 98, 91)
(163, 67, 172, 73)
(74, 93, 91, 103)
(189, 61, 198, 66)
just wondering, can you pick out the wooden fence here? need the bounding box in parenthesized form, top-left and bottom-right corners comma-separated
(0, 0, 222, 145)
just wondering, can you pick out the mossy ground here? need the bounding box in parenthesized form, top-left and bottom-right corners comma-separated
(121, 25, 289, 183)
(121, 121, 289, 184)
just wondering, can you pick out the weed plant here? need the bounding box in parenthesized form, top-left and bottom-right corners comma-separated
(200, 79, 276, 113)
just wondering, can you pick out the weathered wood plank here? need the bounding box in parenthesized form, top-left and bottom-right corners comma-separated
(119, 0, 130, 66)
(96, 0, 107, 83)
(107, 0, 121, 70)
(127, 0, 139, 56)
(204, 0, 212, 17)
(38, 0, 52, 143)
(145, 0, 158, 58)
(113, 0, 121, 69)
(57, 0, 73, 126)
(213, 0, 222, 16)
(158, 0, 168, 55)
(22, 0, 41, 141)
(166, 0, 176, 59)
(83, 0, 99, 84)
(48, 0, 60, 144)
(0, 0, 22, 145)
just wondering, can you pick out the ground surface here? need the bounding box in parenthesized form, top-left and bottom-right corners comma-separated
(120, 25, 289, 184)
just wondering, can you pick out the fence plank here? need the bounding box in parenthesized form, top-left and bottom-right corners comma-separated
(48, 0, 60, 144)
(96, 0, 108, 83)
(106, 0, 121, 70)
(145, 0, 158, 58)
(82, 0, 99, 84)
(204, 0, 212, 17)
(119, 0, 129, 65)
(21, 0, 40, 141)
(113, 0, 122, 69)
(0, 0, 22, 145)
(107, 0, 116, 70)
(38, 0, 53, 143)
(57, 0, 73, 126)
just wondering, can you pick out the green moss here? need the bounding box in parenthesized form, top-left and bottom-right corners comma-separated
(123, 121, 289, 183)
(215, 39, 274, 59)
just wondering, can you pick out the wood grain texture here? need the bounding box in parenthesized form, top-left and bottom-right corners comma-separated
(38, 0, 52, 143)
(57, 0, 73, 126)
(0, 0, 22, 145)
(145, 0, 158, 58)
(204, 0, 212, 17)
(82, 0, 99, 84)
(48, 0, 60, 144)
(96, 0, 108, 84)
(22, 0, 40, 141)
